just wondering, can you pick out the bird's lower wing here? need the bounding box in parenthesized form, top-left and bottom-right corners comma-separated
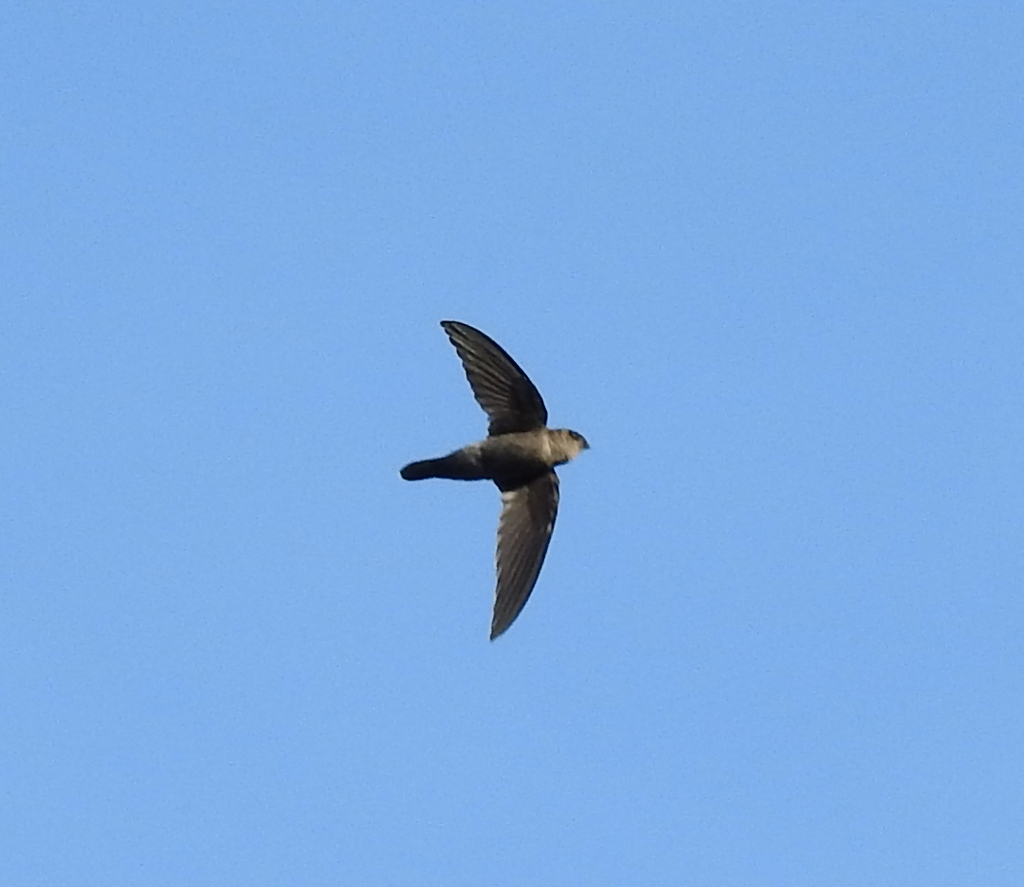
(492, 471, 559, 639)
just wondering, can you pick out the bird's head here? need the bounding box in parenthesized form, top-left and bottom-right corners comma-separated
(551, 428, 590, 463)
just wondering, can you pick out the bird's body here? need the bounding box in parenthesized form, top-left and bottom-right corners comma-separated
(400, 321, 588, 639)
(401, 428, 587, 490)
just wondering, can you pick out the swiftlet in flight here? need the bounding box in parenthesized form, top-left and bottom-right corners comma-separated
(400, 321, 589, 639)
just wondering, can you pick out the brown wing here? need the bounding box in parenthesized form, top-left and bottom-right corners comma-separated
(491, 471, 559, 639)
(441, 321, 548, 436)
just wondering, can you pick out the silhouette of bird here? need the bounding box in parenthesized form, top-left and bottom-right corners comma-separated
(401, 321, 589, 639)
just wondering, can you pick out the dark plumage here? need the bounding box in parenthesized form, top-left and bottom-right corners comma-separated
(400, 321, 589, 639)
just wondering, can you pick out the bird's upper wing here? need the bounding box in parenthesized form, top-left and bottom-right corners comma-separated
(441, 321, 548, 436)
(491, 471, 559, 639)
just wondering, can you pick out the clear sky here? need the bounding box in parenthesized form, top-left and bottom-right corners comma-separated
(2, 2, 1022, 884)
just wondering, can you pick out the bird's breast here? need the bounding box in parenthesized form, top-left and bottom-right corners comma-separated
(479, 432, 554, 484)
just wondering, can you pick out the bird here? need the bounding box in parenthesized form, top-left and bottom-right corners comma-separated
(400, 321, 589, 639)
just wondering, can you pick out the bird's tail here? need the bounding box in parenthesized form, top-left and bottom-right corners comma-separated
(400, 451, 485, 481)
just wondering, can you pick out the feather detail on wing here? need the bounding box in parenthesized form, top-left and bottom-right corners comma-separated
(491, 471, 559, 639)
(441, 321, 548, 436)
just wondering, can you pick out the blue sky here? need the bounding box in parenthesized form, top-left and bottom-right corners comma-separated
(2, 2, 1022, 884)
